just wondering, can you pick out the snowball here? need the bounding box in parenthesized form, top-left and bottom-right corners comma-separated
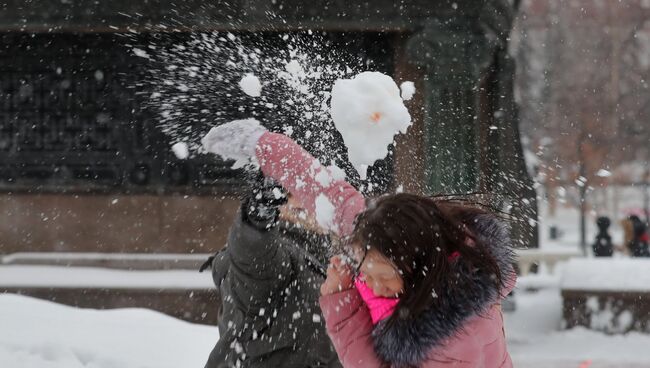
(171, 142, 189, 159)
(596, 169, 612, 177)
(400, 81, 416, 101)
(330, 72, 412, 179)
(315, 194, 335, 230)
(239, 74, 262, 97)
(132, 48, 150, 59)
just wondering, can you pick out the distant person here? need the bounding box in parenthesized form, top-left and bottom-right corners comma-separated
(592, 216, 613, 257)
(626, 215, 650, 257)
(201, 174, 342, 368)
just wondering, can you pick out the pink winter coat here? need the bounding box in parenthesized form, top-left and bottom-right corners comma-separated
(319, 279, 515, 368)
(256, 132, 515, 368)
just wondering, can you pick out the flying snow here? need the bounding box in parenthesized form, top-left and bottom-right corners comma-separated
(400, 81, 416, 101)
(315, 193, 336, 230)
(239, 74, 262, 97)
(171, 142, 189, 159)
(329, 71, 412, 179)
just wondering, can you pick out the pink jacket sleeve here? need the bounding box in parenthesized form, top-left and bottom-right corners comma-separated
(255, 132, 366, 237)
(319, 289, 386, 368)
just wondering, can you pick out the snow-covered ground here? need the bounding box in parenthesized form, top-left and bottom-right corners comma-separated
(3, 281, 650, 368)
(0, 294, 218, 368)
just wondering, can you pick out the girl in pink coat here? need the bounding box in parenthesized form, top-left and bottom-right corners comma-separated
(203, 119, 516, 368)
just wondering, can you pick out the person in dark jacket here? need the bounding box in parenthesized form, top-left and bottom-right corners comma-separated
(627, 215, 650, 257)
(202, 175, 342, 368)
(592, 216, 613, 257)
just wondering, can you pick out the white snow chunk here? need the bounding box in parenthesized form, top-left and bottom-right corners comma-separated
(283, 125, 294, 136)
(330, 72, 412, 179)
(315, 169, 332, 187)
(314, 165, 346, 187)
(328, 165, 346, 181)
(285, 60, 304, 77)
(172, 142, 189, 159)
(239, 74, 262, 97)
(596, 169, 612, 177)
(400, 81, 416, 101)
(315, 194, 335, 230)
(272, 187, 283, 200)
(132, 48, 150, 59)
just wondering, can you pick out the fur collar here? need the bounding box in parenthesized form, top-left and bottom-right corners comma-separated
(371, 214, 515, 367)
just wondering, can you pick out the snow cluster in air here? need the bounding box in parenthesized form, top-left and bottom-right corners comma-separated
(171, 142, 189, 159)
(239, 74, 262, 97)
(142, 33, 361, 163)
(143, 33, 414, 193)
(330, 72, 412, 179)
(132, 48, 150, 59)
(400, 81, 416, 101)
(314, 193, 335, 230)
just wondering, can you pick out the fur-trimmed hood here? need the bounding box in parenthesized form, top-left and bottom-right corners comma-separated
(371, 214, 516, 367)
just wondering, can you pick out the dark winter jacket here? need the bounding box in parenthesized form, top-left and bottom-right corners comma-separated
(628, 216, 650, 257)
(204, 212, 342, 368)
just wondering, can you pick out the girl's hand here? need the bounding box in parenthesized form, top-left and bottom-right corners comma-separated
(320, 256, 354, 296)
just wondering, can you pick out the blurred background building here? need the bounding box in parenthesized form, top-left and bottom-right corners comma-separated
(2, 0, 531, 322)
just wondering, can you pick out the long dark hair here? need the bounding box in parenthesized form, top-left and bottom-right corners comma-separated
(351, 193, 503, 321)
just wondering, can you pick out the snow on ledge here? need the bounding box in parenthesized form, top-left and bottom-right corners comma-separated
(560, 258, 650, 292)
(1, 252, 210, 264)
(0, 265, 215, 290)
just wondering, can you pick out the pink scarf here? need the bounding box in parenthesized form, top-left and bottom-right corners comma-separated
(354, 252, 461, 325)
(354, 278, 400, 324)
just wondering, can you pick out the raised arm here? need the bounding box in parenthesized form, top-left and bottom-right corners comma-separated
(256, 132, 365, 237)
(202, 119, 365, 238)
